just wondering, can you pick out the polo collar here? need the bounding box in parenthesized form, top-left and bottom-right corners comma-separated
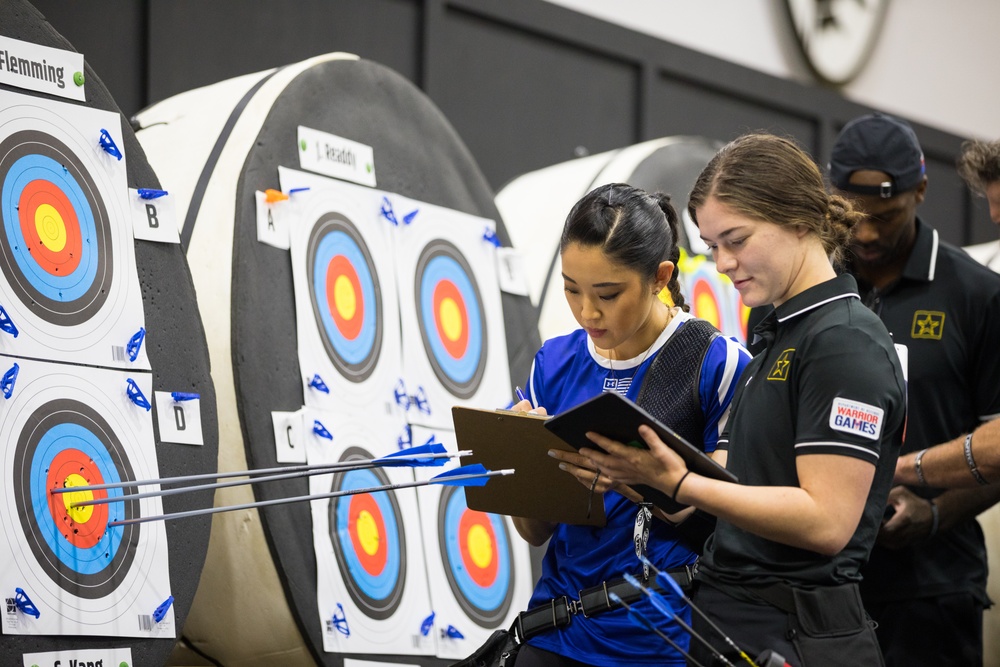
(751, 274, 861, 347)
(900, 217, 940, 283)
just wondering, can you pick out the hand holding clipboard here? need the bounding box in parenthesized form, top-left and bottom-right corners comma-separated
(543, 392, 736, 514)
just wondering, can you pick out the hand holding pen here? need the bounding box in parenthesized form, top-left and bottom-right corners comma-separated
(512, 385, 546, 415)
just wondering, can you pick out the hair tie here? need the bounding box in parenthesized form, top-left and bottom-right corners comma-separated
(607, 185, 614, 206)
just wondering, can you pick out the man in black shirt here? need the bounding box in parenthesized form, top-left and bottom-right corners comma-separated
(829, 113, 1000, 667)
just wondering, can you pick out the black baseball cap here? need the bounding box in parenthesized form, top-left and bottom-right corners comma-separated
(829, 112, 926, 199)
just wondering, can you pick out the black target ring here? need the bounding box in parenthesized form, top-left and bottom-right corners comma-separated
(0, 130, 114, 324)
(414, 239, 488, 399)
(437, 484, 514, 628)
(306, 213, 384, 383)
(328, 446, 406, 619)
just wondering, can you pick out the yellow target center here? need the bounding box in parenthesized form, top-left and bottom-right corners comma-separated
(695, 292, 721, 329)
(356, 509, 381, 556)
(35, 203, 67, 252)
(62, 473, 95, 523)
(334, 274, 357, 321)
(439, 297, 463, 342)
(466, 524, 494, 570)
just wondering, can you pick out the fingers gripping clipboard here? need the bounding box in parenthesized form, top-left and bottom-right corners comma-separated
(543, 392, 738, 514)
(452, 407, 607, 526)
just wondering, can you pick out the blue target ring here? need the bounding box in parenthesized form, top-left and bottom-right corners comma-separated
(0, 131, 113, 325)
(13, 400, 139, 599)
(307, 214, 383, 382)
(2, 154, 99, 301)
(415, 240, 487, 398)
(30, 423, 125, 575)
(329, 448, 406, 619)
(438, 486, 514, 627)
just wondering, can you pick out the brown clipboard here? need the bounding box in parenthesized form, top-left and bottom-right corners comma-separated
(452, 406, 607, 526)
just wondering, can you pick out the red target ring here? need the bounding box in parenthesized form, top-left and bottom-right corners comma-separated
(327, 254, 365, 341)
(346, 492, 389, 576)
(45, 448, 108, 550)
(433, 279, 469, 360)
(18, 179, 83, 276)
(458, 509, 498, 588)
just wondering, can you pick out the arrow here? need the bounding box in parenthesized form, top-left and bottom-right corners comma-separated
(107, 464, 512, 527)
(53, 442, 459, 495)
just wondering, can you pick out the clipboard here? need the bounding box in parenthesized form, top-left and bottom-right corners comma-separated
(452, 406, 607, 526)
(543, 391, 738, 514)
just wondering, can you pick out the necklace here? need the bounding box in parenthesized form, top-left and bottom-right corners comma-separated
(604, 308, 675, 394)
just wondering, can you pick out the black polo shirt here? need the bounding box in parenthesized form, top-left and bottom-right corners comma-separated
(858, 218, 1000, 604)
(700, 273, 906, 588)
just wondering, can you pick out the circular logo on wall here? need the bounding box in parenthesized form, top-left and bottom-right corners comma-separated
(784, 0, 890, 85)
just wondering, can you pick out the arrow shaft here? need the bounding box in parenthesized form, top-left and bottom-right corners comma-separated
(52, 451, 463, 494)
(108, 469, 510, 527)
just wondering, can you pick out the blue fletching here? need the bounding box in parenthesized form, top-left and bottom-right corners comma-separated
(378, 442, 448, 467)
(656, 569, 686, 601)
(623, 572, 643, 590)
(431, 464, 491, 487)
(623, 572, 677, 621)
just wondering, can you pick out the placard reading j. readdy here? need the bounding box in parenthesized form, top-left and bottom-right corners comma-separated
(297, 125, 376, 187)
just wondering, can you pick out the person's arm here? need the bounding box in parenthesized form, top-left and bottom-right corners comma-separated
(895, 419, 1000, 488)
(876, 484, 1000, 549)
(582, 426, 874, 556)
(512, 516, 557, 547)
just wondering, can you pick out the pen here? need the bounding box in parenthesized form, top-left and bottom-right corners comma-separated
(515, 386, 528, 403)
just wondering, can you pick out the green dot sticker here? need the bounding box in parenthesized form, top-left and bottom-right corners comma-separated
(120, 662, 130, 667)
(366, 163, 373, 174)
(299, 139, 307, 152)
(73, 71, 85, 86)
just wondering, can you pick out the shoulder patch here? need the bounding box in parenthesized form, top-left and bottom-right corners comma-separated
(911, 310, 945, 340)
(766, 348, 794, 381)
(829, 397, 884, 440)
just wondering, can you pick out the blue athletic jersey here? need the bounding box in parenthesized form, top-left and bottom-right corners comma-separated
(524, 312, 750, 666)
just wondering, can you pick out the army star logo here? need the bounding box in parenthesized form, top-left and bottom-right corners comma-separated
(911, 310, 945, 340)
(767, 348, 795, 381)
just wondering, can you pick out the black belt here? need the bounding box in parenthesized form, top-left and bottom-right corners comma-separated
(516, 566, 693, 641)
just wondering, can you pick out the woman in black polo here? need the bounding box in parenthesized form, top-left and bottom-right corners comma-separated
(582, 134, 906, 666)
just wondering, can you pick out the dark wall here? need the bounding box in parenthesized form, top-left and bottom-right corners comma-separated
(29, 0, 994, 245)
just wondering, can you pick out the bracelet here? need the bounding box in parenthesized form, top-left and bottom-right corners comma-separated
(914, 448, 929, 487)
(964, 433, 990, 486)
(928, 498, 939, 538)
(671, 470, 691, 501)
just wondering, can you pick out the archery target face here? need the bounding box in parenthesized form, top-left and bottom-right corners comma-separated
(415, 240, 487, 399)
(437, 485, 513, 626)
(392, 195, 511, 429)
(0, 358, 172, 637)
(678, 251, 747, 342)
(305, 411, 434, 656)
(329, 447, 406, 619)
(282, 169, 404, 419)
(0, 90, 147, 369)
(411, 426, 531, 660)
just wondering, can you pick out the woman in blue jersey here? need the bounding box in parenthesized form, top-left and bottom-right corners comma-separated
(582, 135, 907, 666)
(509, 183, 750, 667)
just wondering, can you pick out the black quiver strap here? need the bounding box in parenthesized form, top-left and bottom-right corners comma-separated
(636, 317, 721, 555)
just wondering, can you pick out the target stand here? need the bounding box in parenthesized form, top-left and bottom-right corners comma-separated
(134, 53, 538, 666)
(0, 1, 218, 665)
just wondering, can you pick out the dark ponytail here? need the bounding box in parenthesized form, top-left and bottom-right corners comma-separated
(561, 183, 687, 310)
(654, 193, 688, 312)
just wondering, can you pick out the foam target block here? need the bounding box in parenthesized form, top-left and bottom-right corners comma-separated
(0, 0, 218, 664)
(134, 54, 538, 666)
